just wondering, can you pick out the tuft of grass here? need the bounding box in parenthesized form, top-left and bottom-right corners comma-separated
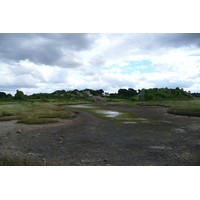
(17, 116, 59, 124)
(38, 110, 76, 119)
(0, 153, 47, 166)
(0, 115, 20, 121)
(0, 110, 14, 117)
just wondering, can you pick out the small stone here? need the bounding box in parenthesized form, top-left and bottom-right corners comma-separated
(28, 153, 35, 156)
(16, 130, 22, 133)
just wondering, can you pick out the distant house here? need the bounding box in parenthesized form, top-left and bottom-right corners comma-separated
(93, 96, 105, 101)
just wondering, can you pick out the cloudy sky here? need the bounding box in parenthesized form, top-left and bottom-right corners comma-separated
(1, 33, 200, 95)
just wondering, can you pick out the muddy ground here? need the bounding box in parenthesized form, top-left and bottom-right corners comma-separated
(0, 105, 200, 165)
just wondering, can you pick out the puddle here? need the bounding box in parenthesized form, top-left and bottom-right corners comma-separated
(67, 104, 96, 109)
(66, 104, 150, 124)
(122, 121, 138, 124)
(95, 110, 122, 118)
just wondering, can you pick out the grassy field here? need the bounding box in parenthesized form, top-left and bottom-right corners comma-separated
(0, 98, 200, 124)
(105, 98, 200, 117)
(0, 99, 86, 124)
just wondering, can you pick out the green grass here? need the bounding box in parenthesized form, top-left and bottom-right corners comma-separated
(135, 99, 200, 118)
(17, 116, 59, 124)
(167, 101, 200, 117)
(0, 153, 64, 166)
(106, 99, 200, 118)
(0, 101, 77, 124)
(0, 99, 200, 123)
(0, 153, 47, 166)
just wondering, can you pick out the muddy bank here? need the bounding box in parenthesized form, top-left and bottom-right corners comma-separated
(0, 105, 200, 165)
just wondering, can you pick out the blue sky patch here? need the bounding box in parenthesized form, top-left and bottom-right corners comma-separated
(121, 60, 154, 74)
(103, 60, 155, 74)
(189, 54, 200, 56)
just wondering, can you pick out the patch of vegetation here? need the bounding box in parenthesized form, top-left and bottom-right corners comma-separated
(0, 110, 13, 117)
(17, 116, 59, 124)
(0, 153, 47, 166)
(167, 104, 200, 117)
(14, 90, 25, 100)
(0, 115, 20, 121)
(138, 87, 192, 101)
(0, 101, 77, 124)
(0, 87, 199, 120)
(37, 110, 76, 119)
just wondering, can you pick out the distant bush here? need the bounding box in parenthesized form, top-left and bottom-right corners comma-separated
(14, 90, 25, 100)
(139, 88, 192, 101)
(0, 92, 7, 98)
(0, 92, 13, 101)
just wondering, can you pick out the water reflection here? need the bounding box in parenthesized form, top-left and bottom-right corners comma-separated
(122, 121, 138, 124)
(67, 104, 96, 109)
(95, 110, 122, 118)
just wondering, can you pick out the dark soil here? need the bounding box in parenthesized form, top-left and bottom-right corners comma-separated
(1, 105, 200, 165)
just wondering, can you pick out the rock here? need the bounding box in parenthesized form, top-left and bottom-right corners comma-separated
(36, 133, 41, 137)
(28, 153, 35, 156)
(16, 130, 22, 133)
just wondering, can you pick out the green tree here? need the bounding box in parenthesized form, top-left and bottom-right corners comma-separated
(14, 90, 25, 100)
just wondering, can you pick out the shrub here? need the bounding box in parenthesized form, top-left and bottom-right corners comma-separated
(14, 90, 25, 100)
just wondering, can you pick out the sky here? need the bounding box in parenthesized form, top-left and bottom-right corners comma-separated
(1, 33, 200, 95)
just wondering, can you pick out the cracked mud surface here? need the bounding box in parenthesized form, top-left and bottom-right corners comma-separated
(0, 105, 200, 165)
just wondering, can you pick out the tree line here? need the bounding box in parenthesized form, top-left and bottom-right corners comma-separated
(0, 87, 196, 101)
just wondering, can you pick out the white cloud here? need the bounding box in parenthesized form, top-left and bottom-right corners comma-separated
(1, 33, 200, 95)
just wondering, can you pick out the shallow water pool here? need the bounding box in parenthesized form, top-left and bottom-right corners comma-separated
(67, 104, 150, 124)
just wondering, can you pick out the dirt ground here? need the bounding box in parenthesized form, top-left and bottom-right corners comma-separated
(0, 104, 200, 165)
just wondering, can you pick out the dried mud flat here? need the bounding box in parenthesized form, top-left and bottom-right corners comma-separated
(0, 105, 200, 166)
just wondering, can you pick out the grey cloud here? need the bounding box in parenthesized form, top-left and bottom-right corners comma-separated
(89, 54, 106, 67)
(105, 33, 200, 58)
(152, 33, 200, 48)
(0, 33, 97, 67)
(1, 33, 199, 68)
